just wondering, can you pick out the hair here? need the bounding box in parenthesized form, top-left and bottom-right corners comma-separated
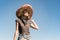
(16, 4, 33, 20)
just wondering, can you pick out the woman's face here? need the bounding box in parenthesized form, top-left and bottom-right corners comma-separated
(21, 10, 29, 20)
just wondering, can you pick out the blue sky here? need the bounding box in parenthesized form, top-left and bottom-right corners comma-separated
(0, 0, 60, 40)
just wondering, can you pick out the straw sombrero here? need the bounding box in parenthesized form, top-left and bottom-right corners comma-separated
(16, 4, 33, 20)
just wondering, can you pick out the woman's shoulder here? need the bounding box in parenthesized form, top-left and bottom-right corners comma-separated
(15, 18, 20, 23)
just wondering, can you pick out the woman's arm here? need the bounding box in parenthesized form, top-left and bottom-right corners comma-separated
(13, 21, 19, 40)
(30, 19, 38, 30)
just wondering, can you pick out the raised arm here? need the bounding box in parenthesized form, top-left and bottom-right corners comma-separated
(13, 20, 19, 40)
(30, 19, 38, 30)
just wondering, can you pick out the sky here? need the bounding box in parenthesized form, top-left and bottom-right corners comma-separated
(0, 0, 60, 40)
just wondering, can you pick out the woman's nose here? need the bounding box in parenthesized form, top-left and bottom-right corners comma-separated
(24, 12, 28, 16)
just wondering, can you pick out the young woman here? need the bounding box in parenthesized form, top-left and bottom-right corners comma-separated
(13, 4, 38, 40)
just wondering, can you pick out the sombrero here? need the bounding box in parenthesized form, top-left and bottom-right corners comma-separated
(16, 4, 33, 19)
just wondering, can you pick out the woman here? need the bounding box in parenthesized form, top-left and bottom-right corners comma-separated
(13, 4, 38, 40)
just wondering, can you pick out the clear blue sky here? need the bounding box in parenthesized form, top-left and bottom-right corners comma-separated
(0, 0, 60, 40)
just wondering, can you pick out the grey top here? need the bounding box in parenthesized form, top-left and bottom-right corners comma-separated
(16, 19, 32, 35)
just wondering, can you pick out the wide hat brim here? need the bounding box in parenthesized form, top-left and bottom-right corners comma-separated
(16, 4, 33, 19)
